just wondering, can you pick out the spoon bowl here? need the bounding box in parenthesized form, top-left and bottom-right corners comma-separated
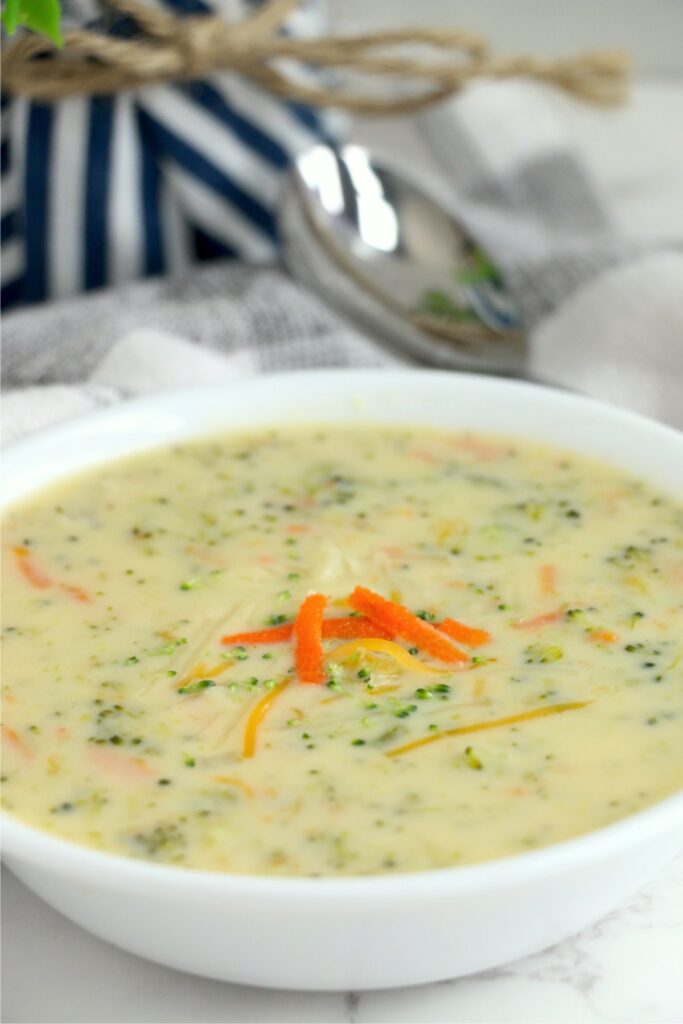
(279, 144, 526, 373)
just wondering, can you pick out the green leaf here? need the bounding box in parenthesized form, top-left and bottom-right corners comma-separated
(455, 246, 503, 288)
(417, 289, 477, 323)
(2, 0, 20, 33)
(2, 0, 63, 45)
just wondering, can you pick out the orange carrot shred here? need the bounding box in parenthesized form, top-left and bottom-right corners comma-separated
(242, 679, 289, 758)
(88, 745, 154, 780)
(386, 702, 590, 757)
(1, 723, 33, 758)
(294, 593, 328, 683)
(589, 630, 619, 644)
(13, 546, 52, 589)
(323, 616, 391, 640)
(222, 624, 294, 646)
(539, 564, 558, 596)
(410, 449, 440, 464)
(348, 586, 469, 664)
(513, 609, 566, 630)
(438, 618, 491, 648)
(60, 583, 92, 603)
(13, 546, 91, 602)
(453, 437, 510, 462)
(221, 616, 389, 647)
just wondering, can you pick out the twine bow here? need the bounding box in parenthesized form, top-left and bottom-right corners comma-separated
(1, 0, 631, 110)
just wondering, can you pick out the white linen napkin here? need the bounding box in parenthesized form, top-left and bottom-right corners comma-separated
(0, 267, 400, 447)
(2, 257, 682, 448)
(530, 250, 683, 416)
(1, 329, 262, 446)
(417, 79, 683, 424)
(418, 82, 681, 325)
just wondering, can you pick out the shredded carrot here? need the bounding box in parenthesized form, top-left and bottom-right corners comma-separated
(539, 564, 558, 596)
(438, 618, 491, 648)
(410, 448, 440, 464)
(513, 608, 566, 630)
(222, 615, 389, 647)
(60, 583, 92, 603)
(324, 617, 391, 640)
(13, 546, 92, 602)
(329, 638, 446, 675)
(453, 437, 510, 462)
(294, 593, 327, 684)
(286, 524, 309, 534)
(1, 723, 33, 758)
(88, 745, 154, 780)
(589, 630, 619, 644)
(348, 586, 469, 664)
(242, 679, 289, 757)
(222, 624, 294, 645)
(386, 701, 590, 757)
(186, 544, 229, 567)
(213, 775, 255, 798)
(13, 546, 52, 589)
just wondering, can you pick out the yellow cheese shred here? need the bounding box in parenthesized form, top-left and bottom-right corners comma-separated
(327, 638, 446, 675)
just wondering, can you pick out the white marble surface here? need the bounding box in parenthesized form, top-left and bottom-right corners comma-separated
(2, 853, 683, 1023)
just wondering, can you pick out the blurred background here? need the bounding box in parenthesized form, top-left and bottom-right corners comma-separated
(2, 0, 682, 418)
(332, 0, 683, 76)
(331, 0, 683, 244)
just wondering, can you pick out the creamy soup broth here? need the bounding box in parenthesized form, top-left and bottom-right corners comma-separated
(2, 426, 682, 875)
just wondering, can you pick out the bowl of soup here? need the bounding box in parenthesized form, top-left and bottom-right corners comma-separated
(2, 369, 682, 990)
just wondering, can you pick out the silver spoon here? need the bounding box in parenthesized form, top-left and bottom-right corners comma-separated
(278, 143, 527, 375)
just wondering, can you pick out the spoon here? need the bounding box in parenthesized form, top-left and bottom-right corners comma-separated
(278, 143, 527, 374)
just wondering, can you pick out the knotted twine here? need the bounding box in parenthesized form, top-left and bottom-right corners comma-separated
(2, 0, 630, 111)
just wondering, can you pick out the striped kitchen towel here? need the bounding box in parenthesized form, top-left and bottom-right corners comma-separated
(0, 0, 337, 309)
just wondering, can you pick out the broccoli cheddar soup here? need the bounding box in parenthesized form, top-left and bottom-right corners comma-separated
(2, 426, 683, 877)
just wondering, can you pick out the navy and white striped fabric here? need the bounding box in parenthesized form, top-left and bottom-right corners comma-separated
(1, 0, 336, 309)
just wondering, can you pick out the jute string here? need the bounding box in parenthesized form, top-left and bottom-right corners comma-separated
(1, 0, 631, 110)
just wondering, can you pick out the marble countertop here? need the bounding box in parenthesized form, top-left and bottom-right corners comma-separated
(2, 853, 682, 1023)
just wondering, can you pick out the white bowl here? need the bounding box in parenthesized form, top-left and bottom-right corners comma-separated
(3, 369, 683, 991)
